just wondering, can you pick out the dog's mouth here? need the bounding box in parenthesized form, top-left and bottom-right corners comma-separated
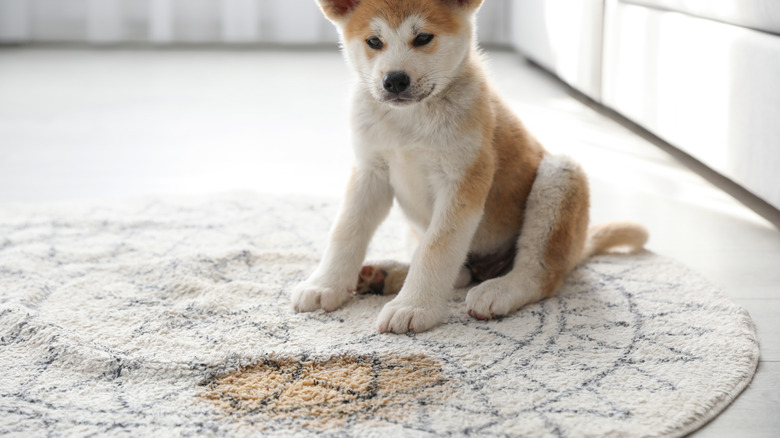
(378, 85, 435, 107)
(382, 96, 418, 107)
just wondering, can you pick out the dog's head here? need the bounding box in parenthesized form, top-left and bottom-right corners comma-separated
(316, 0, 483, 107)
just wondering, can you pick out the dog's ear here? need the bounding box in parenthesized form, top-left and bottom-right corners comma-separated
(440, 0, 483, 9)
(316, 0, 360, 23)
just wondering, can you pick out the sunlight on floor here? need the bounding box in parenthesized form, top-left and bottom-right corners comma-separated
(493, 75, 771, 231)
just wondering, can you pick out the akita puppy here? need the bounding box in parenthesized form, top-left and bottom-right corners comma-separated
(293, 0, 648, 334)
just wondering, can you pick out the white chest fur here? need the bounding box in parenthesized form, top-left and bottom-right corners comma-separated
(386, 147, 433, 232)
(352, 93, 480, 236)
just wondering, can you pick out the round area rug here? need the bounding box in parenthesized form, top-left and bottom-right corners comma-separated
(0, 193, 759, 437)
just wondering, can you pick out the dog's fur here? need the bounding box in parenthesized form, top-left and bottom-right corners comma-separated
(292, 0, 648, 334)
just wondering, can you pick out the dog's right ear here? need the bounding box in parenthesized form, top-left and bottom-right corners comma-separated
(316, 0, 360, 23)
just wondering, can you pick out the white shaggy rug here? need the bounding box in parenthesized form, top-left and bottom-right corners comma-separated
(0, 193, 759, 437)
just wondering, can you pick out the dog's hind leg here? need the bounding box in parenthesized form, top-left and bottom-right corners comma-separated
(466, 154, 590, 319)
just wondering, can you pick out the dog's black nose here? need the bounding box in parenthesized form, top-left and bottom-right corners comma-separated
(383, 71, 411, 94)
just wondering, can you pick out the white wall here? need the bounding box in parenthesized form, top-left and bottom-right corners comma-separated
(602, 1, 780, 210)
(0, 0, 511, 45)
(510, 0, 606, 101)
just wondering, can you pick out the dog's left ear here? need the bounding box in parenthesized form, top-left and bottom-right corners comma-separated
(316, 0, 360, 23)
(440, 0, 483, 10)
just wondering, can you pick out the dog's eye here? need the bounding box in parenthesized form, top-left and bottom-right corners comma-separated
(413, 33, 435, 47)
(366, 36, 383, 50)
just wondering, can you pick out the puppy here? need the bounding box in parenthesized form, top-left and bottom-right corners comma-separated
(292, 0, 648, 334)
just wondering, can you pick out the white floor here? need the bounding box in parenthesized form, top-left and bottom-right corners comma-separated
(0, 47, 778, 436)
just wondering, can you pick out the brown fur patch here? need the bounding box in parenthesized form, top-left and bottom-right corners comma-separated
(200, 354, 450, 429)
(472, 98, 545, 250)
(344, 0, 465, 42)
(457, 138, 495, 213)
(540, 167, 590, 297)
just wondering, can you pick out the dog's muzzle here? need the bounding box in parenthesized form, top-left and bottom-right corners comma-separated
(381, 71, 416, 105)
(378, 71, 434, 106)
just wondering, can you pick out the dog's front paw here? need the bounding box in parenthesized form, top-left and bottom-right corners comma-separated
(465, 278, 540, 320)
(291, 283, 352, 313)
(376, 296, 446, 334)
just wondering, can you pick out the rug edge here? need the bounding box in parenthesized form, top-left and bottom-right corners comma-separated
(666, 318, 760, 437)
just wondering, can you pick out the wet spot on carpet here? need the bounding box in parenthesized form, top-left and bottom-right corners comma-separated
(200, 354, 451, 428)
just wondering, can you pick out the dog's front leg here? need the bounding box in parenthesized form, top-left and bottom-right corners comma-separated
(377, 163, 491, 334)
(292, 165, 393, 312)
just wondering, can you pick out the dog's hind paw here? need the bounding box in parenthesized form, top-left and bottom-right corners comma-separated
(356, 266, 388, 295)
(291, 283, 351, 313)
(355, 261, 409, 295)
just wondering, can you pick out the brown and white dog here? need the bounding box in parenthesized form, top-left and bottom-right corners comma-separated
(292, 0, 648, 334)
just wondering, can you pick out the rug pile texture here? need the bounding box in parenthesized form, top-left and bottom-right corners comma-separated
(0, 194, 759, 437)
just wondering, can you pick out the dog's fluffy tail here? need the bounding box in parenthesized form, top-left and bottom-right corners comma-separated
(581, 221, 649, 260)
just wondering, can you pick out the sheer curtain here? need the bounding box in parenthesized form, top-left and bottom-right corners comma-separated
(0, 0, 510, 45)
